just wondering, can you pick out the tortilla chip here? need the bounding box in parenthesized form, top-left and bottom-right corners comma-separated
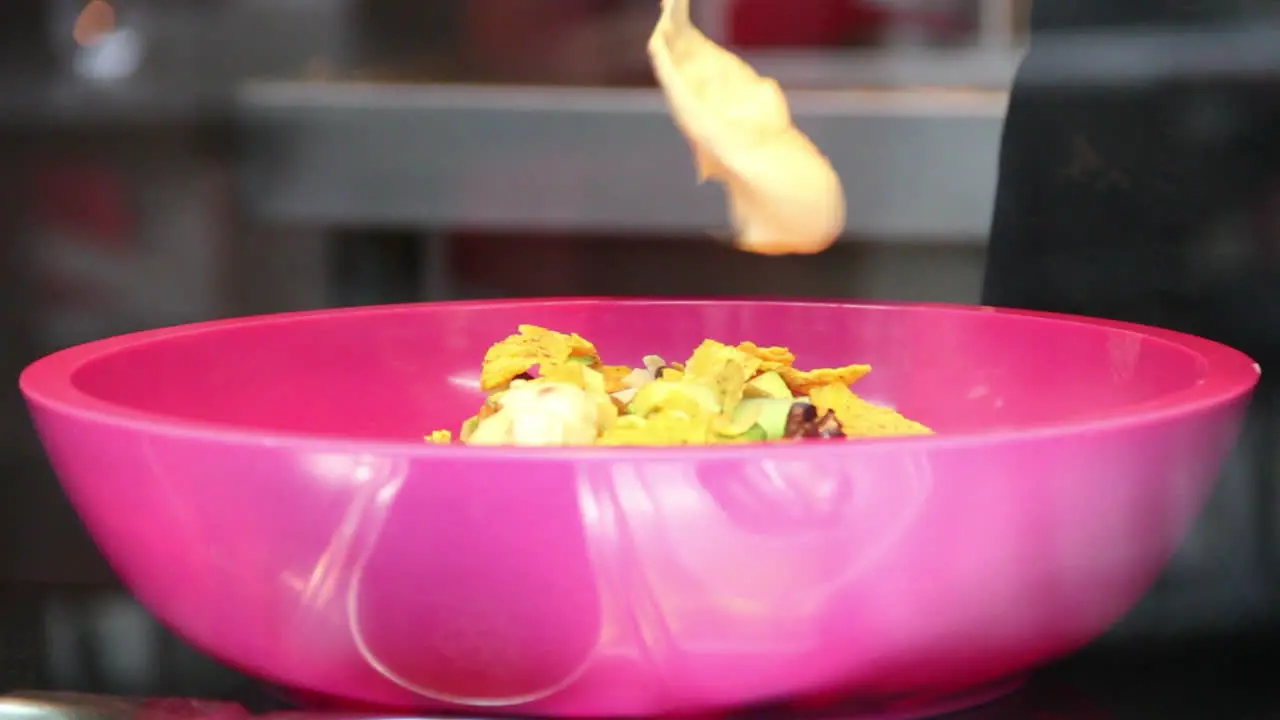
(599, 410, 714, 446)
(685, 340, 762, 382)
(480, 325, 598, 390)
(682, 340, 756, 414)
(808, 383, 932, 438)
(600, 365, 635, 393)
(736, 341, 795, 372)
(778, 364, 872, 396)
(540, 360, 587, 388)
(520, 325, 597, 357)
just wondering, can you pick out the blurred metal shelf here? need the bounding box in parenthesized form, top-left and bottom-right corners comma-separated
(746, 24, 1280, 90)
(0, 76, 230, 127)
(234, 81, 1006, 240)
(745, 48, 1022, 90)
(231, 23, 1280, 239)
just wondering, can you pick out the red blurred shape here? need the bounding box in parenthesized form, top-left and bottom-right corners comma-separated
(32, 160, 135, 251)
(729, 0, 891, 47)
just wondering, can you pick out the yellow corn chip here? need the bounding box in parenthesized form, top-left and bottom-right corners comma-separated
(686, 339, 760, 380)
(736, 341, 795, 372)
(659, 410, 716, 444)
(446, 324, 932, 447)
(714, 359, 748, 416)
(459, 416, 481, 442)
(598, 415, 666, 446)
(594, 391, 620, 431)
(479, 356, 539, 392)
(681, 340, 759, 415)
(540, 360, 587, 388)
(809, 383, 932, 438)
(598, 408, 718, 446)
(474, 396, 502, 421)
(635, 384, 709, 419)
(778, 364, 873, 396)
(480, 325, 598, 390)
(600, 365, 634, 393)
(518, 324, 597, 358)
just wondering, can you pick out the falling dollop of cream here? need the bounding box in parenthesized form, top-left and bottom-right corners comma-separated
(647, 0, 846, 256)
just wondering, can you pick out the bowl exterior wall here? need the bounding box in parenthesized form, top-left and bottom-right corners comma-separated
(24, 394, 1247, 716)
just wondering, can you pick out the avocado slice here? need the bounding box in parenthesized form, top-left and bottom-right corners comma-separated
(459, 416, 481, 442)
(581, 365, 606, 395)
(628, 379, 721, 417)
(733, 397, 795, 440)
(744, 370, 793, 400)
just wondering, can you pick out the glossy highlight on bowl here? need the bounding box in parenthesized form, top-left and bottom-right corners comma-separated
(19, 299, 1259, 718)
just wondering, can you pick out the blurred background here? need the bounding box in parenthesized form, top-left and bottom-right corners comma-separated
(0, 0, 1277, 703)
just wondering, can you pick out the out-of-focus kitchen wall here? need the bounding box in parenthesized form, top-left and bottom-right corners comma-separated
(0, 0, 357, 584)
(0, 0, 358, 696)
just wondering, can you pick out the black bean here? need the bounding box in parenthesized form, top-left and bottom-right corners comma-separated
(815, 409, 844, 438)
(784, 402, 817, 438)
(782, 404, 845, 441)
(786, 401, 817, 422)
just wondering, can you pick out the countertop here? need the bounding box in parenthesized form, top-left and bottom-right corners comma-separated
(1, 630, 1278, 719)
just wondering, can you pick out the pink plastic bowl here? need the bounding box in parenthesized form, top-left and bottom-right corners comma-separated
(19, 299, 1259, 718)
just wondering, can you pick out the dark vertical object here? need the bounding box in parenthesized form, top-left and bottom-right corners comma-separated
(327, 230, 424, 306)
(985, 0, 1280, 632)
(1256, 379, 1279, 566)
(0, 3, 51, 66)
(0, 133, 39, 565)
(0, 134, 27, 581)
(420, 232, 455, 301)
(0, 585, 49, 692)
(985, 4, 1280, 336)
(352, 0, 462, 73)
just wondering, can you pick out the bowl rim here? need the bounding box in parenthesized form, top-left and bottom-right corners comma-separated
(18, 298, 1262, 460)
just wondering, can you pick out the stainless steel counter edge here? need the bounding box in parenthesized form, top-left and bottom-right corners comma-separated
(234, 82, 1007, 241)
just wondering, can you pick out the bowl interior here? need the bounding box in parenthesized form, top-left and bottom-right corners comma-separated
(51, 300, 1224, 441)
